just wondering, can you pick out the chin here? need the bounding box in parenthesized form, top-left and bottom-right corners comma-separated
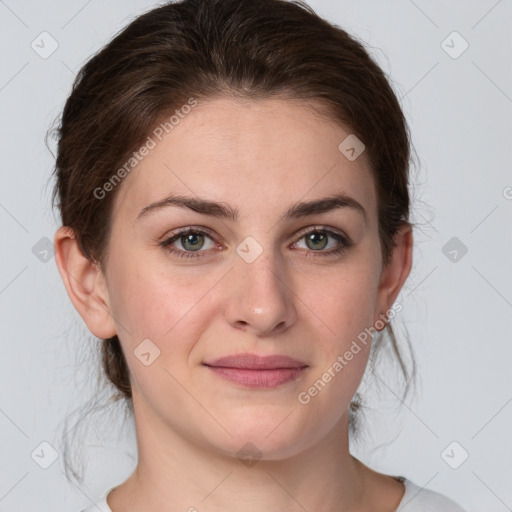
(204, 416, 313, 463)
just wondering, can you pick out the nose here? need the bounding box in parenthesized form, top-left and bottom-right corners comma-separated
(223, 246, 298, 337)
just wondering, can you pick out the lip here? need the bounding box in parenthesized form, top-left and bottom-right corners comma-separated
(203, 353, 308, 370)
(202, 353, 309, 389)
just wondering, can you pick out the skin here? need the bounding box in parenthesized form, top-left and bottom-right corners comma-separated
(54, 96, 413, 511)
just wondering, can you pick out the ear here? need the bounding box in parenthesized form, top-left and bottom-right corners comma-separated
(54, 226, 117, 339)
(373, 224, 413, 329)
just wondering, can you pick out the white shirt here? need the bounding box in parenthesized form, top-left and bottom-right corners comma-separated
(80, 476, 466, 511)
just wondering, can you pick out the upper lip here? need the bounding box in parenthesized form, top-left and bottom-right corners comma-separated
(203, 353, 308, 370)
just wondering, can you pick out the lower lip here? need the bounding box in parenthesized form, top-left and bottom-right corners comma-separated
(204, 366, 307, 388)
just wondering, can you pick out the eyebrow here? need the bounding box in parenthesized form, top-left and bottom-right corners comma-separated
(136, 193, 367, 224)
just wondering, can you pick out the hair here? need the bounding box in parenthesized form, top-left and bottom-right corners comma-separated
(49, 0, 419, 484)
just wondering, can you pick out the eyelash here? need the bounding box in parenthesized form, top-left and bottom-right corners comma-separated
(159, 226, 352, 260)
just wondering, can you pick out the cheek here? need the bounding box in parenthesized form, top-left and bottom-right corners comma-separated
(299, 287, 374, 425)
(108, 258, 218, 350)
(312, 266, 379, 352)
(107, 268, 215, 399)
(296, 259, 378, 415)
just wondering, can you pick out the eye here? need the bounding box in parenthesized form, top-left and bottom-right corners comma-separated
(292, 227, 351, 257)
(160, 227, 218, 259)
(159, 226, 352, 260)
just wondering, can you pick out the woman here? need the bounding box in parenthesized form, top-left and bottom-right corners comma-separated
(51, 0, 466, 510)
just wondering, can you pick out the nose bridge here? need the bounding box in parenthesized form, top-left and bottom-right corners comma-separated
(225, 237, 296, 334)
(241, 242, 285, 294)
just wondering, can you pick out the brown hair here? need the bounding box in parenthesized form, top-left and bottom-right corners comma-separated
(50, 0, 418, 483)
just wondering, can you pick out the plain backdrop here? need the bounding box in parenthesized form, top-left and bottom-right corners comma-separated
(0, 1, 511, 510)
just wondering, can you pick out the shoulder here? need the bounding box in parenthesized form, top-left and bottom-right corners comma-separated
(79, 499, 111, 512)
(399, 478, 467, 512)
(78, 487, 114, 512)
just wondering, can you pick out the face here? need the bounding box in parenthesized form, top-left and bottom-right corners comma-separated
(77, 97, 409, 460)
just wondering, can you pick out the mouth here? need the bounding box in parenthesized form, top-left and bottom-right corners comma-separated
(203, 353, 308, 370)
(202, 353, 309, 389)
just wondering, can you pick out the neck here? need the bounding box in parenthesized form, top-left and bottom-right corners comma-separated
(110, 390, 367, 512)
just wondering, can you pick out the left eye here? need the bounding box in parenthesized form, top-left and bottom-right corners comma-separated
(160, 227, 350, 259)
(294, 230, 344, 252)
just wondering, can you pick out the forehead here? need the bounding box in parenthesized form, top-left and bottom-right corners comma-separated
(111, 96, 377, 224)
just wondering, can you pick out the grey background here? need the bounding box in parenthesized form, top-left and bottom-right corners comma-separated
(1, 1, 511, 510)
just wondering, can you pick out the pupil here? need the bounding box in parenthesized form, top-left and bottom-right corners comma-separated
(183, 233, 203, 251)
(307, 232, 327, 250)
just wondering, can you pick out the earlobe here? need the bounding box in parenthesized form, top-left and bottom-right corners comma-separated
(54, 226, 117, 339)
(374, 224, 413, 329)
